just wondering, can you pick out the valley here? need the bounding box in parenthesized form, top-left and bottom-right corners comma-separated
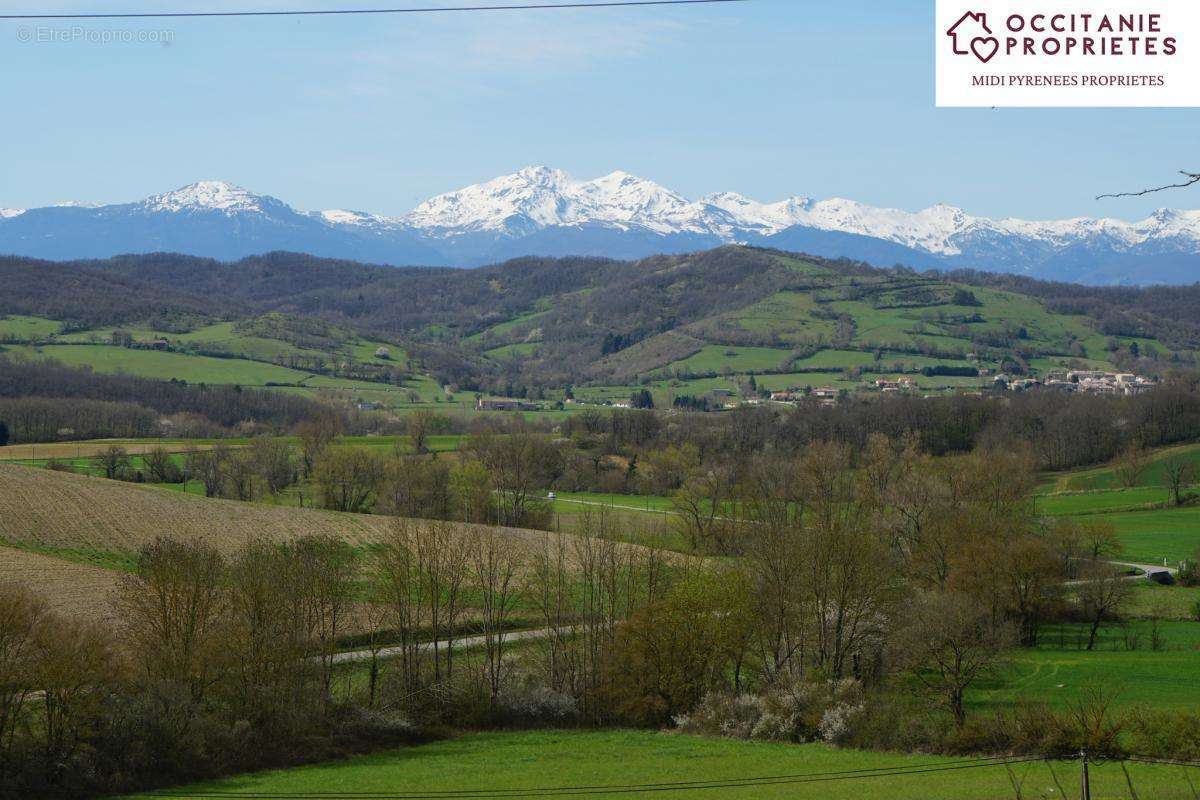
(2, 246, 1192, 418)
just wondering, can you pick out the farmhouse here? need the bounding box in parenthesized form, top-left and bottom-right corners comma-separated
(476, 398, 540, 411)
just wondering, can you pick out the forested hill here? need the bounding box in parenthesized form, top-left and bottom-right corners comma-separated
(2, 246, 1199, 393)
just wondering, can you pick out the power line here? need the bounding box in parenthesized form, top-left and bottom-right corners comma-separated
(0, 0, 750, 21)
(139, 756, 1045, 799)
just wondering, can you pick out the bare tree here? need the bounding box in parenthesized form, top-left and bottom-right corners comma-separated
(315, 447, 386, 513)
(95, 444, 131, 480)
(224, 538, 309, 726)
(897, 592, 1015, 725)
(1163, 454, 1197, 507)
(469, 528, 521, 700)
(1113, 443, 1149, 489)
(672, 468, 735, 554)
(184, 445, 229, 498)
(288, 535, 358, 704)
(407, 409, 437, 456)
(221, 449, 258, 501)
(374, 519, 425, 695)
(1076, 562, 1134, 651)
(32, 618, 116, 767)
(295, 412, 342, 479)
(413, 521, 470, 683)
(0, 583, 47, 760)
(144, 445, 182, 484)
(116, 538, 228, 706)
(251, 436, 295, 495)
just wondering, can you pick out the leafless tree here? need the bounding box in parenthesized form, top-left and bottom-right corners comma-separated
(469, 528, 521, 700)
(1076, 561, 1134, 651)
(116, 538, 228, 706)
(95, 444, 131, 480)
(184, 445, 229, 498)
(315, 447, 386, 513)
(1163, 454, 1197, 507)
(287, 535, 358, 704)
(1098, 170, 1200, 200)
(296, 412, 341, 478)
(896, 591, 1015, 725)
(144, 445, 182, 484)
(224, 538, 309, 726)
(1113, 443, 1149, 489)
(0, 583, 47, 759)
(374, 519, 425, 695)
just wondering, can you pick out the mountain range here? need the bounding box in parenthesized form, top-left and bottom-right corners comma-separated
(3, 166, 1199, 285)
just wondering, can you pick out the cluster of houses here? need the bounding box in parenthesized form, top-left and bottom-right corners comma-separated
(476, 398, 543, 412)
(997, 370, 1156, 395)
(768, 386, 841, 406)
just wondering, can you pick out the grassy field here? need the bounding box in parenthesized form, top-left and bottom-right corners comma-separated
(0, 314, 63, 339)
(1048, 442, 1200, 492)
(1036, 487, 1173, 516)
(971, 621, 1200, 712)
(8, 343, 312, 385)
(1093, 506, 1200, 564)
(117, 729, 1200, 800)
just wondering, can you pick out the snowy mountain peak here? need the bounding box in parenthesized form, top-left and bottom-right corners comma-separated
(317, 208, 400, 228)
(51, 200, 101, 209)
(3, 168, 1199, 283)
(142, 181, 271, 214)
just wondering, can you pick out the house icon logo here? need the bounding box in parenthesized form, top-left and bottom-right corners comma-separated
(946, 10, 1000, 63)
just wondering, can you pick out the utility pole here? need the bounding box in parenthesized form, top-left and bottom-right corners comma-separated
(1080, 750, 1091, 800)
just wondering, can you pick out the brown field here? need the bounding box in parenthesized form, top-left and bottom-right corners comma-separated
(0, 464, 653, 566)
(0, 440, 231, 461)
(0, 546, 122, 624)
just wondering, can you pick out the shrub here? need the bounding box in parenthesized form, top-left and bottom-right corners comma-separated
(1177, 559, 1199, 587)
(496, 680, 580, 726)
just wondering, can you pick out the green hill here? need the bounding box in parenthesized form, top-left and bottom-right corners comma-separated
(1, 247, 1195, 408)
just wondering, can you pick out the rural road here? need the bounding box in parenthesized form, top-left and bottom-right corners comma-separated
(331, 627, 562, 665)
(1064, 559, 1180, 588)
(1109, 559, 1178, 582)
(549, 494, 673, 516)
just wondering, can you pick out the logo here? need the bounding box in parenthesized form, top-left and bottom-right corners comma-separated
(936, 0, 1200, 108)
(946, 11, 1000, 63)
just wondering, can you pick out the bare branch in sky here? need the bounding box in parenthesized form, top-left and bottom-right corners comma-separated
(1097, 170, 1200, 200)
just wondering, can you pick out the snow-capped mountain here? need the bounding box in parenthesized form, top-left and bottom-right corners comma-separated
(140, 180, 273, 215)
(2, 169, 1199, 284)
(405, 166, 733, 235)
(0, 180, 441, 265)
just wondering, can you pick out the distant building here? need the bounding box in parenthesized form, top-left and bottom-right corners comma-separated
(374, 346, 391, 359)
(476, 399, 540, 412)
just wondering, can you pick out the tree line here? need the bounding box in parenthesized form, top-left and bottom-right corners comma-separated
(6, 432, 1197, 799)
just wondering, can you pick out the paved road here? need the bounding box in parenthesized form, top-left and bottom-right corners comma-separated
(1109, 559, 1178, 582)
(549, 494, 673, 516)
(330, 627, 562, 665)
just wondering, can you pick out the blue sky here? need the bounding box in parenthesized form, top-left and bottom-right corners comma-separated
(1, 0, 1196, 220)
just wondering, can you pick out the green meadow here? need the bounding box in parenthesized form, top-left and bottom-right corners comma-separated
(116, 729, 1200, 800)
(970, 621, 1200, 712)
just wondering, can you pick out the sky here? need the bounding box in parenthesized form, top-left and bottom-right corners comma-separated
(0, 0, 1197, 221)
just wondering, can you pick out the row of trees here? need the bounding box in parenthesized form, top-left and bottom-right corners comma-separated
(1, 434, 1175, 799)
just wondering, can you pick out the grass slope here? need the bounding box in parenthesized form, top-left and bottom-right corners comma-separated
(117, 729, 1200, 800)
(971, 622, 1200, 712)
